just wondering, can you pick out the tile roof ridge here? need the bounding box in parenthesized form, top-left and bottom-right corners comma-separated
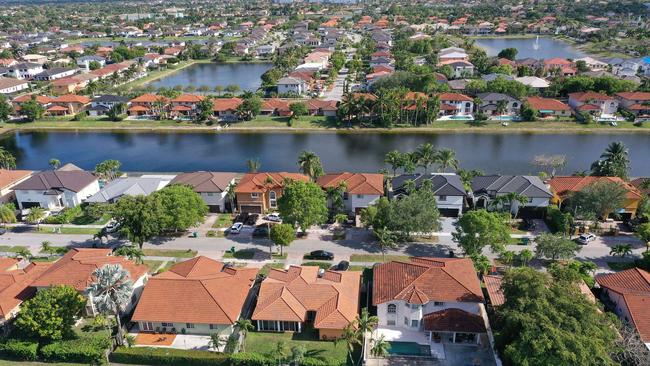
(198, 279, 233, 323)
(441, 261, 483, 299)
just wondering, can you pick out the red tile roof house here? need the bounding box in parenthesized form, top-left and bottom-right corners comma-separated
(316, 172, 384, 216)
(543, 58, 575, 76)
(170, 94, 205, 118)
(372, 257, 488, 356)
(12, 95, 53, 115)
(31, 248, 148, 316)
(616, 92, 650, 122)
(596, 268, 650, 350)
(437, 93, 474, 117)
(252, 265, 361, 340)
(212, 97, 242, 121)
(525, 96, 571, 118)
(235, 172, 309, 214)
(47, 94, 91, 115)
(567, 92, 619, 118)
(132, 257, 258, 337)
(128, 94, 169, 117)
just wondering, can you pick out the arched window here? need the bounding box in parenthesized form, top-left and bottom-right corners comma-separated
(387, 304, 397, 314)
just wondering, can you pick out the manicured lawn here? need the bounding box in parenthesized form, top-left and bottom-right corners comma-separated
(223, 249, 256, 259)
(0, 245, 28, 253)
(143, 260, 163, 272)
(607, 261, 637, 271)
(36, 227, 99, 235)
(142, 248, 197, 258)
(212, 213, 234, 228)
(246, 330, 349, 365)
(259, 263, 286, 275)
(349, 254, 410, 263)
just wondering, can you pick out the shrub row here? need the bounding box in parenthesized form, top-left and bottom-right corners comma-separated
(0, 339, 38, 361)
(40, 334, 111, 364)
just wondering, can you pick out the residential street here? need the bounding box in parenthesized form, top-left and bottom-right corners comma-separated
(321, 67, 347, 101)
(2, 218, 643, 273)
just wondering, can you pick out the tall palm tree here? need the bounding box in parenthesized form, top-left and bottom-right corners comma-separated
(491, 192, 529, 219)
(355, 308, 379, 365)
(297, 151, 324, 181)
(48, 158, 61, 169)
(86, 264, 134, 346)
(226, 182, 237, 213)
(600, 141, 630, 178)
(435, 148, 459, 172)
(113, 246, 144, 264)
(246, 158, 261, 173)
(370, 335, 390, 357)
(415, 143, 437, 173)
(384, 150, 404, 177)
(234, 318, 254, 352)
(335, 324, 360, 365)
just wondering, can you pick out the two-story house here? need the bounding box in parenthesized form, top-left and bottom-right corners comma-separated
(373, 257, 487, 358)
(170, 172, 237, 213)
(616, 92, 650, 122)
(7, 63, 44, 80)
(170, 94, 205, 117)
(475, 93, 521, 117)
(389, 173, 466, 217)
(128, 94, 169, 117)
(46, 94, 91, 115)
(13, 169, 100, 210)
(568, 91, 618, 119)
(277, 76, 308, 95)
(235, 172, 309, 213)
(88, 95, 130, 116)
(438, 93, 474, 117)
(316, 172, 384, 216)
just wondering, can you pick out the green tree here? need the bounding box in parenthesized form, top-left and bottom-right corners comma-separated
(384, 150, 405, 176)
(453, 210, 509, 256)
(21, 96, 45, 121)
(0, 203, 16, 224)
(86, 264, 134, 345)
(195, 97, 214, 122)
(277, 180, 328, 232)
(497, 47, 518, 61)
(236, 93, 261, 121)
(234, 318, 254, 352)
(107, 102, 127, 122)
(370, 335, 390, 357)
(435, 148, 459, 172)
(491, 192, 530, 219)
(289, 102, 308, 119)
(113, 246, 145, 264)
(209, 331, 225, 352)
(88, 60, 101, 70)
(610, 244, 633, 257)
(112, 195, 163, 248)
(153, 184, 208, 232)
(518, 248, 534, 266)
(535, 233, 581, 260)
(471, 253, 492, 275)
(94, 159, 122, 181)
(373, 227, 397, 262)
(0, 95, 13, 122)
(290, 345, 306, 365)
(568, 180, 627, 220)
(246, 158, 261, 173)
(414, 143, 437, 173)
(297, 150, 324, 181)
(0, 147, 16, 169)
(270, 223, 295, 256)
(48, 158, 60, 169)
(15, 285, 85, 342)
(590, 141, 630, 180)
(25, 207, 46, 225)
(637, 223, 650, 252)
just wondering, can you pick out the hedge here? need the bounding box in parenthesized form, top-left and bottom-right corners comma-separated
(229, 352, 273, 366)
(40, 334, 111, 364)
(0, 339, 38, 361)
(301, 357, 346, 366)
(109, 346, 229, 366)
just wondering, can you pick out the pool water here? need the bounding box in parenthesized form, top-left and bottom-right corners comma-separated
(387, 341, 431, 356)
(491, 115, 522, 121)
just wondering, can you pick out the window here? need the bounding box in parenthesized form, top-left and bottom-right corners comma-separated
(269, 191, 277, 208)
(387, 320, 396, 326)
(404, 302, 410, 308)
(438, 195, 447, 201)
(209, 324, 218, 330)
(434, 301, 444, 306)
(387, 304, 396, 314)
(142, 322, 154, 331)
(356, 194, 363, 199)
(513, 102, 518, 108)
(207, 192, 214, 196)
(161, 322, 173, 327)
(251, 193, 259, 198)
(343, 192, 349, 200)
(186, 323, 195, 329)
(411, 319, 419, 327)
(410, 304, 419, 309)
(404, 317, 409, 326)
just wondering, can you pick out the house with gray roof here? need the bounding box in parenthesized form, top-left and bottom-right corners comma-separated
(476, 93, 521, 116)
(470, 175, 552, 215)
(13, 170, 100, 210)
(170, 172, 237, 212)
(86, 177, 172, 204)
(389, 173, 466, 216)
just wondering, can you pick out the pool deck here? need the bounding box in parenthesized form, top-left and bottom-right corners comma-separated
(374, 327, 445, 359)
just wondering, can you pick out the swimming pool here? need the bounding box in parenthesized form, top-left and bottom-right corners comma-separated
(491, 115, 522, 122)
(387, 341, 431, 356)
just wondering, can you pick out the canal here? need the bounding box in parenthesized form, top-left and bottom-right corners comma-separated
(474, 36, 586, 59)
(2, 131, 649, 175)
(147, 62, 273, 91)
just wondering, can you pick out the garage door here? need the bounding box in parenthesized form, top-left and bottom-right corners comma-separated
(240, 205, 262, 214)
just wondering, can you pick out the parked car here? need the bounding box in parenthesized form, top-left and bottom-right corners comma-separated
(0, 228, 6, 235)
(245, 214, 259, 226)
(336, 260, 349, 271)
(576, 233, 596, 245)
(309, 250, 334, 260)
(229, 222, 244, 234)
(252, 224, 272, 237)
(234, 213, 249, 224)
(264, 213, 282, 222)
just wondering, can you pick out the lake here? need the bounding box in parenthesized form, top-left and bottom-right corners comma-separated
(148, 62, 272, 91)
(474, 37, 586, 59)
(2, 131, 649, 176)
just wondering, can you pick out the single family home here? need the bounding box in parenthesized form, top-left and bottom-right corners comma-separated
(13, 169, 100, 210)
(471, 175, 552, 215)
(389, 173, 466, 217)
(235, 172, 309, 213)
(316, 172, 384, 215)
(170, 172, 237, 212)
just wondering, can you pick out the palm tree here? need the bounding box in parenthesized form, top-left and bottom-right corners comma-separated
(0, 203, 16, 225)
(86, 264, 134, 346)
(435, 148, 459, 172)
(246, 158, 261, 173)
(595, 141, 630, 179)
(374, 227, 396, 263)
(290, 345, 306, 366)
(40, 241, 52, 255)
(518, 249, 534, 266)
(384, 150, 404, 177)
(491, 192, 529, 219)
(113, 246, 144, 264)
(297, 151, 324, 181)
(370, 335, 390, 357)
(15, 247, 32, 260)
(48, 158, 61, 169)
(226, 182, 237, 213)
(208, 330, 225, 351)
(335, 324, 360, 365)
(0, 147, 16, 170)
(495, 100, 508, 116)
(25, 207, 45, 228)
(415, 143, 437, 173)
(356, 308, 379, 364)
(234, 318, 254, 352)
(610, 244, 633, 258)
(500, 250, 515, 268)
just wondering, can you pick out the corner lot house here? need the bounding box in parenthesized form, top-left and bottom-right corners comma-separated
(471, 175, 552, 215)
(389, 173, 466, 217)
(0, 258, 51, 334)
(252, 265, 361, 340)
(316, 172, 384, 215)
(373, 257, 488, 358)
(0, 169, 33, 203)
(132, 257, 258, 336)
(235, 172, 309, 213)
(86, 176, 171, 204)
(31, 248, 148, 316)
(13, 169, 100, 210)
(170, 172, 237, 212)
(596, 268, 650, 350)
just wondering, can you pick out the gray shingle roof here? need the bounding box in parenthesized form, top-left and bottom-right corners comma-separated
(471, 175, 552, 198)
(391, 173, 466, 197)
(86, 177, 170, 203)
(14, 170, 97, 193)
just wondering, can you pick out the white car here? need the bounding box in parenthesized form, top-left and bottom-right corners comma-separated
(229, 222, 243, 234)
(576, 233, 596, 245)
(265, 213, 282, 222)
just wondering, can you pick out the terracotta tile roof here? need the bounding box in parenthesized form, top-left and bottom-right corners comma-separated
(544, 58, 573, 66)
(128, 105, 150, 112)
(525, 96, 570, 111)
(569, 92, 614, 102)
(261, 98, 291, 112)
(0, 169, 32, 190)
(132, 257, 258, 325)
(305, 99, 338, 111)
(172, 94, 205, 103)
(252, 266, 361, 330)
(212, 97, 242, 112)
(422, 308, 486, 333)
(631, 178, 650, 196)
(47, 105, 69, 112)
(31, 248, 147, 291)
(13, 95, 52, 104)
(317, 172, 384, 195)
(0, 261, 52, 319)
(627, 103, 650, 110)
(548, 176, 642, 200)
(130, 94, 169, 104)
(437, 93, 473, 102)
(171, 105, 192, 112)
(235, 172, 309, 193)
(373, 257, 483, 305)
(171, 172, 237, 193)
(577, 104, 600, 111)
(616, 92, 650, 101)
(483, 275, 504, 307)
(596, 268, 650, 342)
(52, 94, 91, 104)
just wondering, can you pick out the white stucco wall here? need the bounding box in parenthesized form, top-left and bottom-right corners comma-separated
(435, 195, 464, 211)
(199, 191, 228, 210)
(138, 321, 234, 336)
(377, 300, 481, 329)
(348, 194, 380, 213)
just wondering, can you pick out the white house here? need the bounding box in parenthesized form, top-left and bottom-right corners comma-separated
(277, 76, 308, 95)
(0, 77, 29, 94)
(389, 173, 466, 217)
(438, 93, 474, 116)
(170, 172, 237, 213)
(316, 172, 384, 215)
(568, 91, 618, 118)
(574, 56, 608, 71)
(76, 56, 106, 71)
(6, 63, 43, 80)
(373, 258, 488, 358)
(13, 170, 100, 210)
(33, 68, 77, 81)
(86, 176, 171, 204)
